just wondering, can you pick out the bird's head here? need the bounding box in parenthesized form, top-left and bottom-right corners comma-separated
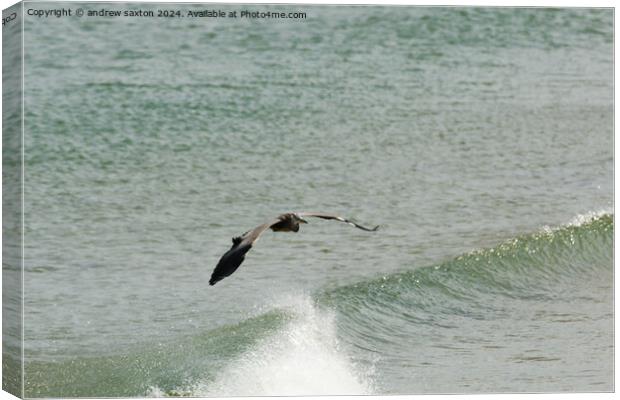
(293, 213, 308, 224)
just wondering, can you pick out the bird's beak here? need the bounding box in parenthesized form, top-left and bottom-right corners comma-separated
(300, 218, 309, 224)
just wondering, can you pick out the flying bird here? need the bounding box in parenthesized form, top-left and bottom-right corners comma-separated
(209, 212, 379, 285)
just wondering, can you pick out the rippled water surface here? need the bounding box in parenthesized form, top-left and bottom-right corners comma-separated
(5, 4, 614, 396)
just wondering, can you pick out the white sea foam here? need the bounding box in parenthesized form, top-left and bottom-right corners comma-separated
(194, 294, 374, 396)
(566, 208, 613, 227)
(540, 208, 613, 233)
(145, 386, 166, 397)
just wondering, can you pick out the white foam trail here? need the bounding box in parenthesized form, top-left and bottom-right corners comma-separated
(194, 294, 374, 396)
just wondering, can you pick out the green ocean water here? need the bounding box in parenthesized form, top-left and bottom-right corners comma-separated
(4, 4, 614, 396)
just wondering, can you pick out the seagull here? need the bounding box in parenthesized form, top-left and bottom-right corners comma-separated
(209, 212, 379, 285)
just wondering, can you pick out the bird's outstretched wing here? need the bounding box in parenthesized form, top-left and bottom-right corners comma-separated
(298, 212, 379, 232)
(209, 218, 280, 286)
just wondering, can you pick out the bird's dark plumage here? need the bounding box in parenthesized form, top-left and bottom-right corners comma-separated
(209, 212, 378, 285)
(209, 241, 251, 285)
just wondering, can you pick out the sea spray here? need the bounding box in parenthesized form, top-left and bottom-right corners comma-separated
(193, 295, 374, 396)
